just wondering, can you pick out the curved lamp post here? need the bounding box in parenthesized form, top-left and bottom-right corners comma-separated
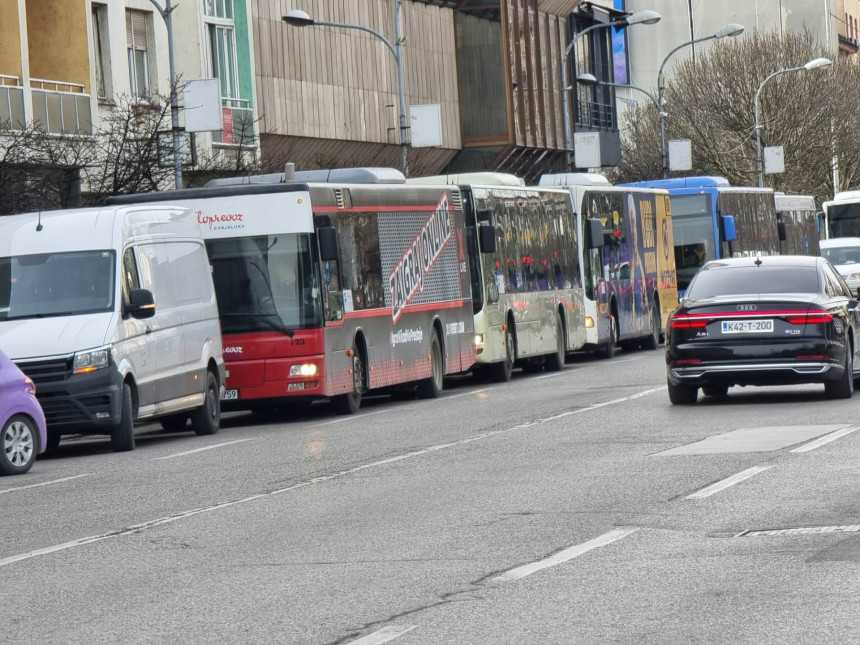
(656, 23, 744, 178)
(561, 10, 661, 163)
(283, 6, 410, 176)
(754, 57, 832, 187)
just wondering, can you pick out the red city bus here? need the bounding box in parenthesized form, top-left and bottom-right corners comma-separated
(109, 169, 476, 414)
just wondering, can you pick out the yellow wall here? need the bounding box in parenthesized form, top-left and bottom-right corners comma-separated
(26, 0, 89, 91)
(0, 0, 23, 78)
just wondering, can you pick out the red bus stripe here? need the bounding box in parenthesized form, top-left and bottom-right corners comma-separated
(342, 300, 470, 320)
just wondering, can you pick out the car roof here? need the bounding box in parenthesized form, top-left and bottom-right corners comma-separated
(701, 255, 821, 270)
(820, 237, 860, 248)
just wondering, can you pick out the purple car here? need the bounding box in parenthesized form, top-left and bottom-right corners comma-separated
(0, 348, 47, 475)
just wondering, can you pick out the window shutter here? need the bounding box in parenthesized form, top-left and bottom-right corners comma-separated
(126, 10, 148, 50)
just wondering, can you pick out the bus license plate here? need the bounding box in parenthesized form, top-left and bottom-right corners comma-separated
(722, 320, 774, 334)
(223, 389, 238, 400)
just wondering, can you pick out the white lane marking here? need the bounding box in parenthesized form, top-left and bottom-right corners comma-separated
(443, 387, 491, 399)
(0, 474, 90, 495)
(790, 425, 859, 453)
(610, 357, 644, 364)
(686, 466, 773, 500)
(491, 528, 639, 584)
(347, 626, 417, 645)
(0, 386, 663, 568)
(312, 409, 391, 427)
(540, 386, 666, 423)
(152, 438, 256, 461)
(534, 372, 565, 380)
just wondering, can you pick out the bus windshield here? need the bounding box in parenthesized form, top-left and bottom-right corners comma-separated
(671, 194, 714, 291)
(0, 250, 115, 320)
(827, 203, 860, 238)
(205, 234, 322, 334)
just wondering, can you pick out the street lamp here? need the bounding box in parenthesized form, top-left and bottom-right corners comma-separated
(754, 57, 831, 188)
(148, 0, 183, 189)
(283, 5, 410, 176)
(561, 10, 660, 162)
(576, 73, 665, 115)
(656, 23, 744, 178)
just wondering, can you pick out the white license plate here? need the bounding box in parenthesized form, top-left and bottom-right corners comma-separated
(721, 319, 774, 334)
(223, 389, 238, 400)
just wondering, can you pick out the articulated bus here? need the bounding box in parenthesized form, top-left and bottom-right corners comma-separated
(774, 193, 821, 256)
(408, 173, 593, 381)
(541, 174, 678, 358)
(823, 190, 860, 238)
(109, 169, 476, 414)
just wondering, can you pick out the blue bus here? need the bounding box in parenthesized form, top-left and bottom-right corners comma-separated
(621, 177, 790, 292)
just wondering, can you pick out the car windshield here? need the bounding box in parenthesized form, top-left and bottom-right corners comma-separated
(820, 245, 860, 266)
(686, 264, 820, 299)
(0, 251, 115, 320)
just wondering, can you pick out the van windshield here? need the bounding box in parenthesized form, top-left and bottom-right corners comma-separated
(0, 251, 116, 321)
(205, 234, 322, 334)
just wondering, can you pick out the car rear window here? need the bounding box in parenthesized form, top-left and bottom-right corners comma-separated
(686, 265, 820, 298)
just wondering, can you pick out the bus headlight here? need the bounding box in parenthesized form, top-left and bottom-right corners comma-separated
(584, 317, 595, 328)
(290, 363, 319, 377)
(474, 334, 484, 345)
(73, 347, 111, 374)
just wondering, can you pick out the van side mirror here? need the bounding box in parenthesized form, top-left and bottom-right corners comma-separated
(586, 218, 605, 249)
(777, 221, 787, 242)
(318, 227, 338, 262)
(125, 288, 155, 319)
(721, 214, 737, 242)
(479, 225, 496, 254)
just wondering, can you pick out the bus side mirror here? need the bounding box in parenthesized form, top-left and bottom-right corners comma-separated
(586, 218, 604, 249)
(777, 221, 787, 242)
(318, 227, 338, 262)
(816, 211, 826, 233)
(721, 214, 737, 242)
(479, 225, 496, 254)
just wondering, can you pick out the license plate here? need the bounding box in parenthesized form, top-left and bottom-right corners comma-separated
(223, 389, 238, 400)
(721, 319, 774, 334)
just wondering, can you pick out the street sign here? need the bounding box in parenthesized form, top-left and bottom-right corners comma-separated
(184, 79, 222, 132)
(410, 104, 442, 148)
(764, 146, 785, 175)
(668, 139, 692, 171)
(574, 132, 601, 169)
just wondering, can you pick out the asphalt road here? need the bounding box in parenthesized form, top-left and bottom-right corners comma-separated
(1, 348, 858, 644)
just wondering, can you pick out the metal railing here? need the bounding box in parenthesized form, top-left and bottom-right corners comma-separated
(212, 96, 255, 146)
(30, 78, 92, 134)
(0, 75, 24, 127)
(575, 99, 616, 130)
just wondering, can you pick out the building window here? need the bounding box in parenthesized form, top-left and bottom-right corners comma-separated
(92, 4, 110, 100)
(126, 10, 150, 99)
(204, 0, 239, 100)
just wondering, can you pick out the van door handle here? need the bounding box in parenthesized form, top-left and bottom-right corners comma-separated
(145, 327, 152, 335)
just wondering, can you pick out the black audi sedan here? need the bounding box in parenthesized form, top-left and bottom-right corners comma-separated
(665, 255, 860, 404)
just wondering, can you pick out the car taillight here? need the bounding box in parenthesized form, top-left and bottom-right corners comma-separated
(669, 315, 708, 329)
(673, 358, 702, 365)
(24, 376, 36, 396)
(786, 311, 832, 324)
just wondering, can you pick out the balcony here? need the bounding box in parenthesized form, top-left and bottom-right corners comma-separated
(30, 78, 92, 135)
(839, 34, 859, 54)
(212, 97, 255, 146)
(0, 75, 25, 127)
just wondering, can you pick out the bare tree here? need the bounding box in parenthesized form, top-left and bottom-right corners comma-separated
(609, 31, 860, 203)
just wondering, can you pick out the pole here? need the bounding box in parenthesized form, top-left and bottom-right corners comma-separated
(149, 0, 183, 190)
(754, 66, 804, 188)
(394, 0, 408, 177)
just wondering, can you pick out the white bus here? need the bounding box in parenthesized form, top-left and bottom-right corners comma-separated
(409, 173, 595, 381)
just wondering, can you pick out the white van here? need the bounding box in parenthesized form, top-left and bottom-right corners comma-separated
(0, 205, 225, 452)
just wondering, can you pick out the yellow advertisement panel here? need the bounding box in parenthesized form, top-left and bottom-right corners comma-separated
(655, 194, 679, 328)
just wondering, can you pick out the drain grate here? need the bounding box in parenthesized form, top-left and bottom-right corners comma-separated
(736, 525, 860, 537)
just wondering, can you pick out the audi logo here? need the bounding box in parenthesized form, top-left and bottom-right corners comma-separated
(737, 305, 758, 311)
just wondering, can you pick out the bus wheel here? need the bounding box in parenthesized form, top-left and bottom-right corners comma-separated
(491, 326, 515, 382)
(417, 333, 444, 399)
(545, 315, 566, 372)
(642, 305, 660, 350)
(600, 314, 617, 359)
(332, 348, 365, 414)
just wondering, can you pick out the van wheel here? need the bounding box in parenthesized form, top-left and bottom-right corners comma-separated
(111, 383, 135, 452)
(416, 333, 444, 399)
(44, 431, 62, 454)
(1, 414, 38, 476)
(332, 348, 364, 414)
(161, 413, 189, 432)
(545, 316, 566, 372)
(191, 371, 221, 435)
(490, 326, 515, 382)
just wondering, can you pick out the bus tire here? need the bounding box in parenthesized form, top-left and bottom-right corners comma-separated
(600, 313, 617, 359)
(490, 325, 515, 382)
(111, 383, 136, 452)
(642, 304, 661, 350)
(545, 315, 566, 372)
(417, 333, 444, 399)
(332, 345, 365, 414)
